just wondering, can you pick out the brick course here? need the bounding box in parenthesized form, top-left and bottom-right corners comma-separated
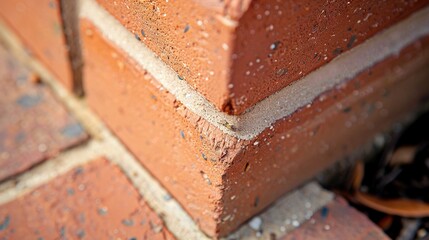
(0, 45, 87, 181)
(282, 198, 389, 240)
(81, 15, 429, 237)
(0, 0, 428, 238)
(95, 0, 429, 114)
(0, 158, 175, 240)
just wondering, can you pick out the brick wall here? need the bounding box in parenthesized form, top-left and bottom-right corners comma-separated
(0, 0, 428, 238)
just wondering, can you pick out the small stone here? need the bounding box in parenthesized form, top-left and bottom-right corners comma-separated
(0, 215, 10, 230)
(333, 48, 343, 56)
(276, 68, 288, 77)
(61, 123, 84, 138)
(222, 43, 229, 50)
(74, 166, 84, 175)
(122, 219, 134, 227)
(163, 194, 172, 201)
(66, 188, 75, 196)
(16, 94, 42, 108)
(270, 41, 281, 50)
(48, 1, 56, 8)
(180, 130, 185, 139)
(76, 229, 85, 238)
(292, 220, 300, 227)
(60, 226, 66, 237)
(249, 217, 262, 231)
(97, 207, 108, 216)
(201, 172, 211, 185)
(321, 206, 329, 219)
(347, 35, 357, 48)
(184, 24, 190, 33)
(150, 221, 163, 233)
(417, 229, 427, 238)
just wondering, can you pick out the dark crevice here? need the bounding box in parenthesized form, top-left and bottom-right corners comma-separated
(60, 0, 84, 96)
(222, 98, 235, 115)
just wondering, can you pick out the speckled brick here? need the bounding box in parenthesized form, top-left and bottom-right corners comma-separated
(0, 0, 76, 91)
(0, 157, 175, 240)
(0, 45, 87, 181)
(95, 0, 429, 114)
(81, 16, 429, 236)
(282, 198, 389, 240)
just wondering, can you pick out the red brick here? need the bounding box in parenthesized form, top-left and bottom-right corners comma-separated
(0, 0, 77, 92)
(0, 158, 175, 239)
(81, 18, 429, 237)
(0, 45, 87, 181)
(94, 0, 428, 114)
(282, 198, 389, 240)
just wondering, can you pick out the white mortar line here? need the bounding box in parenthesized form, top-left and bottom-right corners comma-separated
(0, 20, 334, 239)
(80, 0, 429, 140)
(0, 141, 99, 205)
(0, 19, 209, 240)
(224, 183, 333, 240)
(98, 124, 212, 240)
(0, 18, 335, 239)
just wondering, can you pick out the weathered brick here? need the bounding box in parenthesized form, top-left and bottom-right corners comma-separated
(94, 0, 429, 114)
(0, 45, 87, 182)
(282, 198, 389, 240)
(81, 17, 429, 237)
(0, 0, 78, 92)
(0, 158, 175, 239)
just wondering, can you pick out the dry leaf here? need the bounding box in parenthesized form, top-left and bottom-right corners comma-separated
(351, 161, 365, 191)
(354, 191, 429, 217)
(389, 146, 418, 166)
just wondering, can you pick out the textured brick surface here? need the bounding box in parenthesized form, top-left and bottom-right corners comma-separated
(282, 198, 389, 240)
(81, 19, 229, 236)
(0, 0, 75, 91)
(95, 0, 428, 114)
(0, 45, 87, 181)
(0, 158, 175, 240)
(81, 18, 429, 237)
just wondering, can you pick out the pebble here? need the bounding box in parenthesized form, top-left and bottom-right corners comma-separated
(249, 217, 263, 231)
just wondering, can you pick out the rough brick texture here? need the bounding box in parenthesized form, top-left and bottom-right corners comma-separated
(81, 15, 429, 237)
(95, 0, 429, 114)
(0, 45, 87, 182)
(282, 198, 389, 240)
(0, 158, 175, 240)
(81, 19, 230, 236)
(220, 35, 429, 236)
(0, 0, 76, 91)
